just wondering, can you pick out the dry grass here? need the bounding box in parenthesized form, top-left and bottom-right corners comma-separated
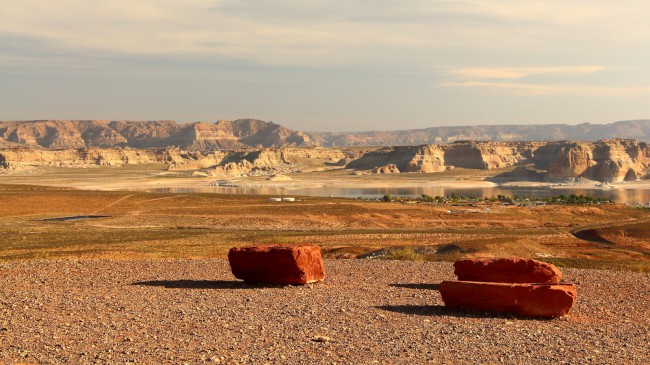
(1, 184, 648, 271)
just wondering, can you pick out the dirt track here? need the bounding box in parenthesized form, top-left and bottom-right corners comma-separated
(1, 259, 648, 364)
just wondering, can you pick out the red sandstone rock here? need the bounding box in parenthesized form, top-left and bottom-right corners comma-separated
(439, 280, 577, 317)
(228, 245, 325, 285)
(454, 257, 562, 284)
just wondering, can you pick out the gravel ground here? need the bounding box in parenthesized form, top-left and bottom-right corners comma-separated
(0, 259, 648, 364)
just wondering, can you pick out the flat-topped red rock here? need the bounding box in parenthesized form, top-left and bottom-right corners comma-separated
(228, 245, 325, 285)
(454, 257, 562, 284)
(439, 281, 577, 317)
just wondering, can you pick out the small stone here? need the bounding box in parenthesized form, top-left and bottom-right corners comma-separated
(313, 335, 331, 342)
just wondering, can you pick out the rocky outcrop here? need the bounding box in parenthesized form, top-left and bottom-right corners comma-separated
(228, 245, 325, 285)
(347, 142, 540, 171)
(544, 139, 650, 182)
(439, 281, 577, 317)
(347, 145, 446, 173)
(209, 147, 348, 177)
(309, 120, 650, 146)
(443, 141, 538, 169)
(488, 166, 546, 182)
(0, 147, 177, 169)
(0, 119, 311, 150)
(345, 139, 649, 182)
(372, 164, 400, 174)
(2, 139, 648, 183)
(453, 258, 562, 284)
(440, 257, 576, 317)
(2, 120, 649, 150)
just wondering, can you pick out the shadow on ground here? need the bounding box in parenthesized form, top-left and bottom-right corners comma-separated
(376, 304, 507, 318)
(132, 280, 286, 289)
(376, 305, 553, 320)
(389, 283, 440, 290)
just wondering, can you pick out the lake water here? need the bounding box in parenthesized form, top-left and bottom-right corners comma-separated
(142, 185, 650, 205)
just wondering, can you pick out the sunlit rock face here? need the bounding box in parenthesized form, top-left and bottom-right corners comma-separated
(1, 119, 648, 184)
(545, 139, 650, 182)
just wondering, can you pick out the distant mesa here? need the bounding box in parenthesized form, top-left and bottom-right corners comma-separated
(1, 119, 649, 150)
(1, 119, 649, 183)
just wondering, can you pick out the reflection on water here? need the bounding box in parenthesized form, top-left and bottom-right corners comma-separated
(140, 185, 650, 205)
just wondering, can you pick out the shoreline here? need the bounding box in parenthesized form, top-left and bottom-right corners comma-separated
(1, 167, 649, 203)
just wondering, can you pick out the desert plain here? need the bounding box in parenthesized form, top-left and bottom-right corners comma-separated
(1, 164, 649, 364)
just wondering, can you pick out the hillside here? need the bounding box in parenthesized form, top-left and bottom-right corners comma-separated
(1, 119, 649, 150)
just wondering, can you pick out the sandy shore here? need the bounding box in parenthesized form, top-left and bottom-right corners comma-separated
(2, 166, 650, 201)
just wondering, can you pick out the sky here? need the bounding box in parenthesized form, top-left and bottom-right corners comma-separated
(1, 1, 650, 132)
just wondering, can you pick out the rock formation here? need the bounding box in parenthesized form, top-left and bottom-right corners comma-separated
(541, 139, 650, 182)
(372, 164, 401, 174)
(0, 147, 178, 169)
(345, 139, 649, 182)
(440, 257, 576, 317)
(1, 139, 648, 183)
(228, 245, 325, 285)
(0, 119, 310, 150)
(439, 281, 577, 317)
(2, 119, 649, 150)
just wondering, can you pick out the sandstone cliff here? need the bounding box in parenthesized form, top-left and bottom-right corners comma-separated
(0, 147, 177, 169)
(346, 142, 538, 172)
(544, 139, 650, 182)
(308, 120, 650, 146)
(1, 140, 648, 183)
(0, 119, 310, 150)
(344, 139, 649, 182)
(2, 119, 649, 150)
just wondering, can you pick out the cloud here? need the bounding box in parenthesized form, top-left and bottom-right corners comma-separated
(2, 0, 649, 69)
(450, 66, 607, 80)
(437, 81, 650, 96)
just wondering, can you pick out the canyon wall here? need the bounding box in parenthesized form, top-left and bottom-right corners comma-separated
(2, 119, 649, 150)
(344, 139, 649, 182)
(0, 119, 311, 150)
(1, 140, 648, 182)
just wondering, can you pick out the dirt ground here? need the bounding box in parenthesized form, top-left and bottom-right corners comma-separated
(1, 259, 648, 364)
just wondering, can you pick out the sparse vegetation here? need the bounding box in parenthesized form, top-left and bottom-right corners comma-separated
(366, 193, 614, 205)
(386, 247, 425, 261)
(0, 184, 648, 271)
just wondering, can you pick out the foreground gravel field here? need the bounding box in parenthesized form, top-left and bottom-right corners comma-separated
(0, 259, 648, 364)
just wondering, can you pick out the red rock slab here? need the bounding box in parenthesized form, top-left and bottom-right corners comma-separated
(228, 245, 325, 285)
(439, 281, 577, 317)
(454, 257, 562, 284)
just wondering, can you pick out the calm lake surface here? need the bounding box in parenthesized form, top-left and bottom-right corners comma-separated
(143, 186, 650, 205)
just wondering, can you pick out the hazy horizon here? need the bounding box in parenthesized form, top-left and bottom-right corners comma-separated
(2, 1, 650, 132)
(2, 118, 648, 134)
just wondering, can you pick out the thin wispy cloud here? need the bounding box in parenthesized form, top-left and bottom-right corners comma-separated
(438, 81, 650, 96)
(451, 66, 608, 80)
